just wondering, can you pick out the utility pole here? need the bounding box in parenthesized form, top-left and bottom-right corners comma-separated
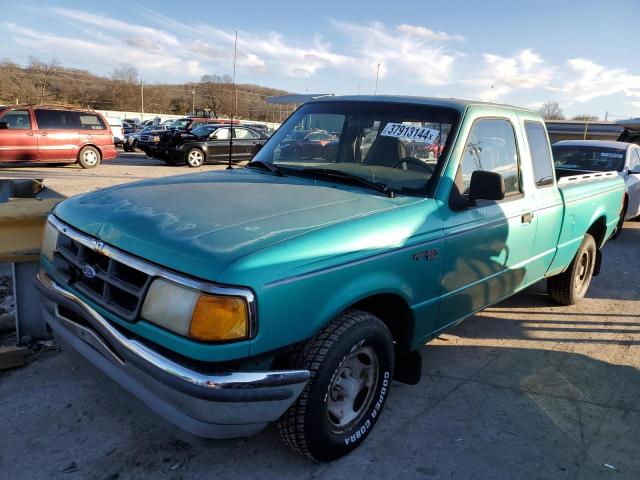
(374, 62, 381, 95)
(140, 79, 144, 120)
(192, 84, 196, 113)
(358, 84, 363, 94)
(605, 111, 609, 121)
(227, 30, 238, 170)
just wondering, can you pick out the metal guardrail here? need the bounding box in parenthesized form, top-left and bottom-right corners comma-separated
(0, 179, 65, 340)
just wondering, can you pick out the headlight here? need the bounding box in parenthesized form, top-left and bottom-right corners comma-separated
(152, 136, 161, 142)
(41, 220, 59, 261)
(141, 278, 249, 342)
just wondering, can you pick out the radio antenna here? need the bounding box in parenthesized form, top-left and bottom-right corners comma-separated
(227, 30, 238, 170)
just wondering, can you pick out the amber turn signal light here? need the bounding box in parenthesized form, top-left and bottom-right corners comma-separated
(188, 294, 248, 341)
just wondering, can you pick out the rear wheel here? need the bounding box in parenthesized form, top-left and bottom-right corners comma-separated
(277, 310, 394, 461)
(77, 146, 101, 169)
(547, 233, 596, 305)
(186, 148, 205, 168)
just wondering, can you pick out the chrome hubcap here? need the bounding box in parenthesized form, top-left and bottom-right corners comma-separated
(188, 150, 203, 166)
(326, 345, 379, 432)
(575, 250, 592, 292)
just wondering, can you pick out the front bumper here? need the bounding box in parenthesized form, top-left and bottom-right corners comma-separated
(35, 269, 309, 439)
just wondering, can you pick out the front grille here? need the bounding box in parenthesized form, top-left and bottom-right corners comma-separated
(139, 135, 151, 142)
(53, 232, 152, 322)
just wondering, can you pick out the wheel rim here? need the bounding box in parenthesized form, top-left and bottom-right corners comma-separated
(83, 150, 98, 165)
(574, 248, 593, 294)
(187, 150, 203, 166)
(325, 345, 379, 433)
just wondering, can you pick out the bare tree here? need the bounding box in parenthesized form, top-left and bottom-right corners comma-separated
(538, 101, 565, 120)
(111, 67, 140, 111)
(572, 114, 599, 121)
(29, 57, 60, 104)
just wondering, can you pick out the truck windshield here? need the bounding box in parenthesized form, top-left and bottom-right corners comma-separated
(552, 145, 626, 172)
(251, 101, 459, 196)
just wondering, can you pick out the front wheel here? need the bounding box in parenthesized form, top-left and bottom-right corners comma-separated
(547, 233, 596, 305)
(77, 146, 101, 169)
(185, 148, 205, 168)
(277, 310, 394, 462)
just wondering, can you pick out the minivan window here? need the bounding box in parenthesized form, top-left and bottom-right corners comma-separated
(1, 109, 32, 129)
(76, 113, 106, 130)
(459, 118, 520, 196)
(35, 109, 75, 129)
(524, 121, 554, 187)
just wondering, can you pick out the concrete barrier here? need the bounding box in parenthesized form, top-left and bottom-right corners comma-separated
(0, 179, 65, 340)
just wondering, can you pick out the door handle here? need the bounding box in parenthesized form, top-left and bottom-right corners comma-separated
(521, 212, 534, 223)
(41, 132, 47, 136)
(27, 132, 34, 136)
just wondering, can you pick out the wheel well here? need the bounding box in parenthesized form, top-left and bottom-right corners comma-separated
(352, 294, 414, 354)
(587, 216, 606, 248)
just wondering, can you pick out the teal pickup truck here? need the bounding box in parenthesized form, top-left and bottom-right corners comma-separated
(36, 97, 624, 461)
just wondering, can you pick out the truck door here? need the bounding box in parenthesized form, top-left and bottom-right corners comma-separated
(522, 120, 564, 281)
(0, 107, 38, 162)
(437, 117, 537, 330)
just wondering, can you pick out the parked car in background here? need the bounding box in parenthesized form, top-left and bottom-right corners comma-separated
(278, 129, 337, 160)
(138, 117, 238, 160)
(0, 105, 116, 168)
(106, 117, 124, 146)
(553, 140, 640, 234)
(168, 124, 268, 167)
(122, 121, 141, 135)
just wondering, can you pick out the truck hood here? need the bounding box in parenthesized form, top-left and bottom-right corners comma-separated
(54, 169, 411, 281)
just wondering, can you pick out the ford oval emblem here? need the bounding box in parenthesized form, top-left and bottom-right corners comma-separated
(82, 265, 97, 279)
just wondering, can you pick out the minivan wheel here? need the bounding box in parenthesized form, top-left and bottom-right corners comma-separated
(277, 310, 394, 462)
(547, 233, 596, 305)
(77, 146, 101, 169)
(186, 148, 205, 168)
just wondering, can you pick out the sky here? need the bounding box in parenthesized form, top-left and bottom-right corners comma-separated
(1, 0, 639, 120)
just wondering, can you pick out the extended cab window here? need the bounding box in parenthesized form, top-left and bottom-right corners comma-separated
(524, 121, 554, 187)
(459, 118, 520, 197)
(0, 109, 31, 129)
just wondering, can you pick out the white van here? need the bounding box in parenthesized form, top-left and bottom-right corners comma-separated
(106, 117, 124, 145)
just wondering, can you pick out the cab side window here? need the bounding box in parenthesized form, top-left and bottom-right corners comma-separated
(0, 109, 32, 129)
(459, 118, 520, 197)
(524, 121, 554, 187)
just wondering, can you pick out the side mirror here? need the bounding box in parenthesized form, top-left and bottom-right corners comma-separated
(469, 170, 505, 201)
(0, 122, 8, 129)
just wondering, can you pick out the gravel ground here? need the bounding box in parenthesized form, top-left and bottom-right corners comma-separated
(0, 153, 638, 479)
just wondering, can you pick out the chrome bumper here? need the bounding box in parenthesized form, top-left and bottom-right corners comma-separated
(35, 269, 309, 439)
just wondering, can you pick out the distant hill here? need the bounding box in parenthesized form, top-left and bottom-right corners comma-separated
(0, 59, 291, 121)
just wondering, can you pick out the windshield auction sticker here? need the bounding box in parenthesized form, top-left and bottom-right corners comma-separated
(381, 123, 439, 144)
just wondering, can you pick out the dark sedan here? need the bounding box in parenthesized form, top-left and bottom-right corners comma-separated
(168, 125, 269, 167)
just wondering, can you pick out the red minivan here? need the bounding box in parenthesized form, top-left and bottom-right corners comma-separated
(0, 105, 117, 168)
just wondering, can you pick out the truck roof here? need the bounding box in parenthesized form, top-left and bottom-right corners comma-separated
(307, 95, 538, 115)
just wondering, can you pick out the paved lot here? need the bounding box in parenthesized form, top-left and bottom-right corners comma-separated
(0, 151, 239, 197)
(0, 154, 638, 479)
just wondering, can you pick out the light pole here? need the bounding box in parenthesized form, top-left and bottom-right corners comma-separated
(140, 79, 144, 119)
(374, 62, 381, 95)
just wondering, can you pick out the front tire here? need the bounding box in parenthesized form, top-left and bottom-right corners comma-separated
(547, 233, 597, 305)
(186, 148, 205, 168)
(77, 146, 101, 169)
(277, 310, 394, 462)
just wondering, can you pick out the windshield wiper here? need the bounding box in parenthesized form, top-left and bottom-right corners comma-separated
(246, 160, 284, 177)
(297, 168, 395, 197)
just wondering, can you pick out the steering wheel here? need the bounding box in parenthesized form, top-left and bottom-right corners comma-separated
(392, 157, 435, 173)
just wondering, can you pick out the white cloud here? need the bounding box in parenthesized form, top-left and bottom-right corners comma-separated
(562, 58, 640, 102)
(396, 24, 465, 42)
